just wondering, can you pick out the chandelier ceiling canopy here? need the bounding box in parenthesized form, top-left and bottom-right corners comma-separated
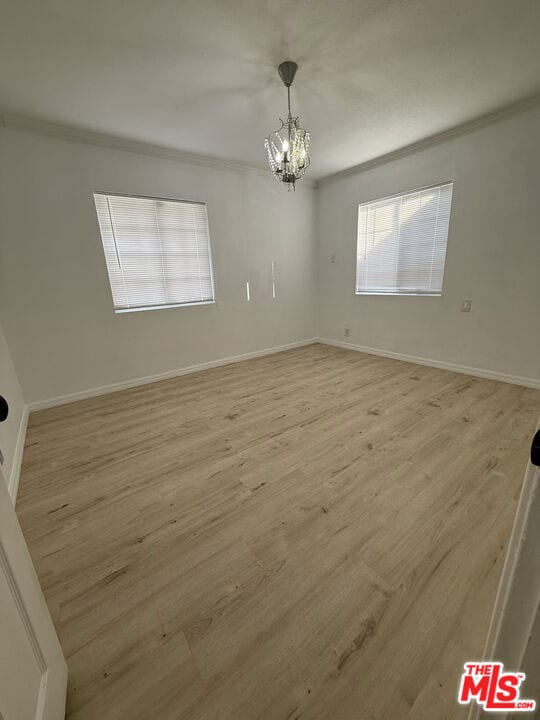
(264, 61, 310, 190)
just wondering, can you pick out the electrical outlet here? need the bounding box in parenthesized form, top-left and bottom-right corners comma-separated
(330, 254, 336, 264)
(344, 328, 351, 338)
(461, 298, 472, 313)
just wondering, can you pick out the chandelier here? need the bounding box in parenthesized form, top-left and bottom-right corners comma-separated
(264, 61, 310, 190)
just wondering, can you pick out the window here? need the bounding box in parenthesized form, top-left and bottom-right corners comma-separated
(94, 192, 215, 313)
(355, 182, 453, 296)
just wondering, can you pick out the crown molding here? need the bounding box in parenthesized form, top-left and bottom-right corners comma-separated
(3, 93, 538, 190)
(0, 111, 317, 189)
(318, 93, 540, 185)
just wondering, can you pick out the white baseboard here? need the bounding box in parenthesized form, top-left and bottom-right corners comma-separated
(24, 334, 539, 413)
(318, 338, 540, 389)
(8, 405, 29, 504)
(27, 338, 319, 412)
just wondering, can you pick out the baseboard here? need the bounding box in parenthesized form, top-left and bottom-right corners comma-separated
(23, 334, 539, 413)
(8, 405, 29, 503)
(318, 338, 540, 389)
(27, 338, 319, 412)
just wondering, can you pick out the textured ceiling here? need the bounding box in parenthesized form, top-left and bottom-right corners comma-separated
(1, 0, 540, 179)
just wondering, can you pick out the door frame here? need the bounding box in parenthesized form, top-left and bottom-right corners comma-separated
(468, 425, 540, 720)
(0, 470, 68, 720)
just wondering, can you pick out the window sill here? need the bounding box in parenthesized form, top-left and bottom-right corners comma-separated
(115, 300, 216, 314)
(355, 292, 441, 297)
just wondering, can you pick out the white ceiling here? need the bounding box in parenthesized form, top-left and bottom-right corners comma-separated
(1, 0, 539, 179)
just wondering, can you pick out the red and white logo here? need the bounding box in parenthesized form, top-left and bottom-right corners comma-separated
(458, 662, 536, 712)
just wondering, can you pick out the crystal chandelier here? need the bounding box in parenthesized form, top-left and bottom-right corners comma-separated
(264, 61, 310, 190)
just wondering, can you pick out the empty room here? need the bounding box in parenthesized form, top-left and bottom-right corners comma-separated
(1, 1, 539, 719)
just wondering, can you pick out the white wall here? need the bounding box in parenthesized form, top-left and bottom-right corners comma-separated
(0, 320, 27, 499)
(1, 106, 539, 414)
(0, 129, 317, 405)
(318, 106, 540, 383)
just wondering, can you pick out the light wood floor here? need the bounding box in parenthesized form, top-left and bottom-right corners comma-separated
(17, 344, 539, 720)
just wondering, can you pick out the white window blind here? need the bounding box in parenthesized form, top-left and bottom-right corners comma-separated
(356, 182, 453, 296)
(94, 192, 215, 312)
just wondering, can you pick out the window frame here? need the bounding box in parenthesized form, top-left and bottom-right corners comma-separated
(93, 190, 217, 314)
(354, 180, 454, 298)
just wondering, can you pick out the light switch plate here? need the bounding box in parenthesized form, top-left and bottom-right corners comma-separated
(330, 254, 336, 264)
(461, 298, 471, 312)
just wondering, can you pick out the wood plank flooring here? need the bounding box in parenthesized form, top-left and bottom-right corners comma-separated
(16, 344, 539, 720)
